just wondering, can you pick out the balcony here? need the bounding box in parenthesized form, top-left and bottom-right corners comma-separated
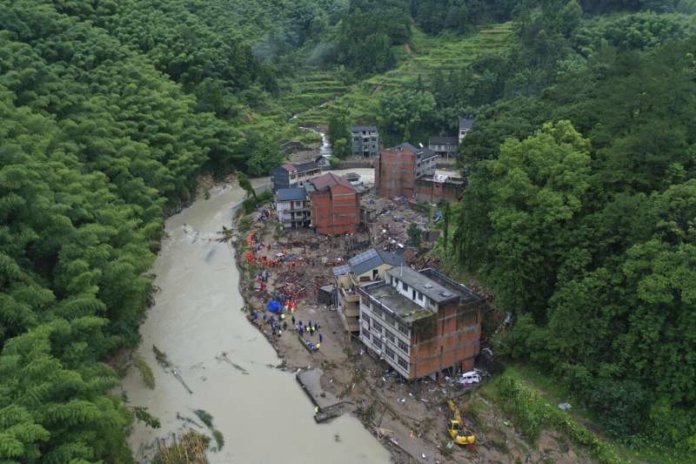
(340, 286, 360, 303)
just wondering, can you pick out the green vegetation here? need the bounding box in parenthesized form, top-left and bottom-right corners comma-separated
(452, 1, 696, 458)
(486, 369, 625, 464)
(2, 0, 695, 461)
(133, 355, 156, 390)
(151, 430, 209, 464)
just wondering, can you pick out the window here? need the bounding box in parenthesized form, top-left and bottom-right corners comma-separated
(362, 313, 370, 324)
(398, 324, 409, 335)
(361, 328, 370, 340)
(385, 346, 395, 359)
(398, 357, 409, 370)
(385, 331, 395, 343)
(412, 289, 416, 300)
(390, 276, 394, 285)
(373, 321, 383, 333)
(373, 338, 382, 349)
(402, 281, 408, 291)
(398, 340, 409, 353)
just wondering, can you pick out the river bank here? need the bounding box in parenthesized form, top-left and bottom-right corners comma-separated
(120, 177, 391, 464)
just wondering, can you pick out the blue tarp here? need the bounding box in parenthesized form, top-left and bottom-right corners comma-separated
(266, 300, 282, 313)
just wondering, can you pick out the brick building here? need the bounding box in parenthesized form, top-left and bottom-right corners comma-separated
(358, 267, 482, 380)
(414, 171, 465, 203)
(375, 143, 438, 199)
(307, 173, 360, 235)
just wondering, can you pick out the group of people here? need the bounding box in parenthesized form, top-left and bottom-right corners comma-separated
(250, 310, 324, 348)
(292, 315, 323, 344)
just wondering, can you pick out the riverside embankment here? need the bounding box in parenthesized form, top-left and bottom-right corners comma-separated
(120, 176, 391, 463)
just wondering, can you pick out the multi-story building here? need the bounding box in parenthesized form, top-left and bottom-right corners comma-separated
(275, 188, 310, 229)
(351, 126, 380, 157)
(428, 136, 458, 159)
(375, 143, 438, 199)
(333, 248, 404, 332)
(358, 266, 483, 380)
(271, 162, 322, 192)
(307, 172, 360, 235)
(458, 118, 474, 144)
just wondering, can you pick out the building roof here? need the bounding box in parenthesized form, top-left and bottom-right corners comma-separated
(392, 142, 438, 160)
(429, 136, 458, 145)
(362, 282, 433, 322)
(275, 188, 307, 202)
(333, 248, 404, 277)
(309, 172, 355, 192)
(281, 161, 320, 173)
(459, 118, 474, 130)
(352, 126, 378, 133)
(387, 266, 479, 305)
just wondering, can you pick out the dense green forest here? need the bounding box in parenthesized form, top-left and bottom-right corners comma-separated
(1, 0, 695, 462)
(449, 0, 696, 457)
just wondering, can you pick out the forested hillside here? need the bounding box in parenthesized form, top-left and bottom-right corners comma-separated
(1, 0, 695, 462)
(0, 1, 287, 461)
(449, 1, 696, 457)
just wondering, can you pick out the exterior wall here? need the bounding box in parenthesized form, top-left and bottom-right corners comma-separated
(310, 185, 360, 235)
(355, 262, 393, 282)
(272, 167, 322, 192)
(415, 155, 437, 179)
(352, 131, 379, 157)
(336, 274, 360, 332)
(458, 128, 470, 144)
(359, 296, 412, 378)
(409, 303, 481, 379)
(414, 179, 464, 203)
(388, 273, 433, 310)
(429, 144, 457, 158)
(276, 199, 310, 228)
(289, 167, 322, 188)
(375, 148, 416, 199)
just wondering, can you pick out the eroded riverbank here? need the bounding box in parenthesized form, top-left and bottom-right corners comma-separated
(120, 177, 391, 463)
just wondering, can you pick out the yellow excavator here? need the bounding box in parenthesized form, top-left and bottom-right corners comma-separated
(447, 399, 476, 445)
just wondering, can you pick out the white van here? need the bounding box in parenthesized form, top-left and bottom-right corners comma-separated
(457, 370, 482, 385)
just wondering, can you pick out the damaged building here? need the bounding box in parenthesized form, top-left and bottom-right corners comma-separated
(375, 143, 464, 203)
(375, 143, 438, 199)
(358, 266, 483, 380)
(333, 248, 404, 332)
(415, 170, 465, 203)
(307, 172, 361, 236)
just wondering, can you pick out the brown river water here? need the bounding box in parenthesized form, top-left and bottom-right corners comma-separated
(121, 172, 388, 463)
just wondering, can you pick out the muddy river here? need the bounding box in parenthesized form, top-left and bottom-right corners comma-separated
(121, 171, 386, 463)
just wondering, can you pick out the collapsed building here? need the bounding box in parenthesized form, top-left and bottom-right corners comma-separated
(374, 143, 463, 202)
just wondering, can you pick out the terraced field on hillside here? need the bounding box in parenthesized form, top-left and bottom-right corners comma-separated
(293, 22, 514, 125)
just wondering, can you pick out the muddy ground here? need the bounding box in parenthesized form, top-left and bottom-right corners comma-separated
(230, 184, 599, 464)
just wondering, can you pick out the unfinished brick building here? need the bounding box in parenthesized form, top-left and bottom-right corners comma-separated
(307, 173, 360, 235)
(375, 143, 438, 199)
(358, 266, 483, 380)
(414, 172, 465, 203)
